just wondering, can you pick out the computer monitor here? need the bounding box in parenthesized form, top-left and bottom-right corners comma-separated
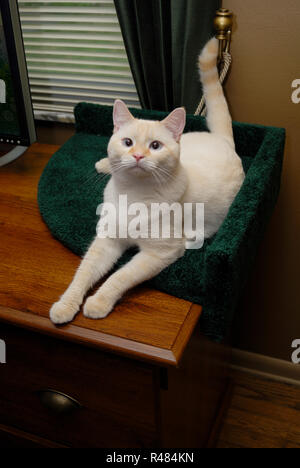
(0, 0, 36, 166)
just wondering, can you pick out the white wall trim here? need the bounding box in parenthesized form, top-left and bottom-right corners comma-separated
(231, 349, 300, 387)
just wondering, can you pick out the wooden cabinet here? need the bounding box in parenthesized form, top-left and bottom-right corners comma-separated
(0, 322, 228, 448)
(0, 144, 230, 448)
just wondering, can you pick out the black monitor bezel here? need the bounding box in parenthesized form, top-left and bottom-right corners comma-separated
(0, 0, 35, 146)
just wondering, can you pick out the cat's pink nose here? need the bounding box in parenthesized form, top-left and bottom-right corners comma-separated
(133, 154, 145, 163)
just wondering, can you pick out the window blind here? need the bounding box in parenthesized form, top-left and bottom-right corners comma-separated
(17, 0, 140, 122)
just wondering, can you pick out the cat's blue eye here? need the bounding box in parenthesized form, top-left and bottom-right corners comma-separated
(150, 140, 162, 150)
(122, 138, 133, 147)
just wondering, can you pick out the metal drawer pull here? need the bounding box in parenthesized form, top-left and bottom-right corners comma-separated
(38, 389, 82, 414)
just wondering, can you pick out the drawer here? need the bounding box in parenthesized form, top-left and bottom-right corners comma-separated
(0, 324, 158, 447)
(0, 423, 67, 448)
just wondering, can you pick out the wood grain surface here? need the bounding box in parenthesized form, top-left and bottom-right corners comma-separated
(217, 371, 300, 448)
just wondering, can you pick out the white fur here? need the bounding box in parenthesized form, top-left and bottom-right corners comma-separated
(181, 132, 244, 237)
(50, 38, 245, 324)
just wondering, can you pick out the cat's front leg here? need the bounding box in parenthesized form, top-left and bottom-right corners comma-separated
(50, 237, 125, 324)
(83, 245, 184, 319)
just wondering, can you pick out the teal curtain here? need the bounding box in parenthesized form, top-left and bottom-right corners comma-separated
(114, 0, 221, 113)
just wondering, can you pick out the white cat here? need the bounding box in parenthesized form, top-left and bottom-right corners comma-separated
(50, 38, 245, 324)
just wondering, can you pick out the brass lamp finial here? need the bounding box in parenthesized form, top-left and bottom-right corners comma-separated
(214, 8, 233, 58)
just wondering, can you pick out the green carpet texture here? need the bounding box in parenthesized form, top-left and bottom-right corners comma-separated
(38, 102, 286, 341)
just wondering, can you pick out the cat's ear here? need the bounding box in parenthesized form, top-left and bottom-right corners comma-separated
(162, 107, 186, 142)
(113, 99, 134, 132)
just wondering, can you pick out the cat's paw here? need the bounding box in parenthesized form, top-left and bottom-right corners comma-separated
(95, 158, 111, 174)
(83, 294, 113, 319)
(50, 301, 78, 324)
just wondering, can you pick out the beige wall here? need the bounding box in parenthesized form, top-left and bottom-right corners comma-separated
(224, 0, 300, 360)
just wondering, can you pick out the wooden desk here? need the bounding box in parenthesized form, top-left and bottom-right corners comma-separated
(0, 143, 229, 448)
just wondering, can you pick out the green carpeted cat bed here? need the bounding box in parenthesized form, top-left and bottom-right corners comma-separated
(38, 103, 285, 341)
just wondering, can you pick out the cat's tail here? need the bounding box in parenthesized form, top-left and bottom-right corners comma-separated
(198, 37, 234, 147)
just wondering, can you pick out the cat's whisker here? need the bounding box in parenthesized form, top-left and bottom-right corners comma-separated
(111, 164, 133, 174)
(139, 161, 170, 186)
(85, 170, 106, 181)
(110, 160, 136, 173)
(151, 170, 163, 188)
(80, 171, 110, 187)
(144, 161, 174, 180)
(155, 166, 177, 183)
(149, 165, 173, 182)
(153, 164, 174, 176)
(152, 168, 167, 188)
(80, 173, 98, 185)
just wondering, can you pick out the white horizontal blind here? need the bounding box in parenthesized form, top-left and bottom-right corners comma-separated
(17, 0, 140, 121)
